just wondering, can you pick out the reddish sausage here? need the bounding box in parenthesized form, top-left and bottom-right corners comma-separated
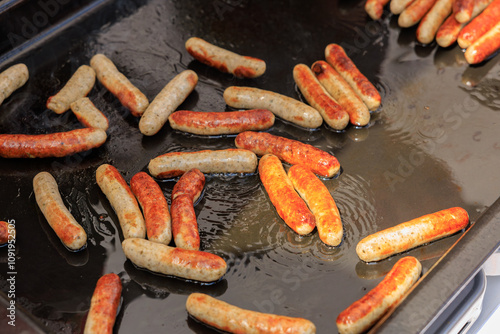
(365, 0, 391, 20)
(453, 0, 475, 23)
(457, 0, 500, 48)
(464, 22, 500, 64)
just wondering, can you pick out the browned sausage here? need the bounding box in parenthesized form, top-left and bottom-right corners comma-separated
(0, 221, 14, 244)
(70, 97, 109, 131)
(453, 0, 475, 23)
(0, 64, 29, 107)
(416, 0, 453, 44)
(398, 0, 438, 28)
(457, 0, 500, 48)
(464, 22, 500, 64)
(365, 0, 391, 20)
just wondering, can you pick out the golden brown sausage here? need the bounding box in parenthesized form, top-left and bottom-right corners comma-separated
(0, 64, 29, 107)
(453, 0, 475, 23)
(390, 0, 415, 14)
(398, 0, 438, 28)
(70, 97, 109, 131)
(416, 0, 453, 44)
(365, 0, 391, 20)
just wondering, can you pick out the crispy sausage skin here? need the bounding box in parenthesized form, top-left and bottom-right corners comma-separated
(390, 0, 415, 14)
(33, 172, 87, 250)
(365, 0, 391, 20)
(90, 54, 149, 117)
(168, 109, 275, 135)
(185, 37, 266, 78)
(0, 64, 29, 107)
(223, 86, 323, 129)
(356, 207, 469, 262)
(457, 0, 500, 48)
(311, 61, 370, 127)
(259, 154, 316, 235)
(287, 165, 342, 246)
(130, 172, 171, 245)
(148, 149, 258, 179)
(170, 169, 205, 250)
(47, 65, 96, 114)
(398, 0, 438, 28)
(139, 70, 198, 136)
(122, 238, 227, 282)
(416, 0, 453, 44)
(70, 97, 109, 131)
(465, 22, 500, 64)
(324, 44, 381, 111)
(453, 0, 475, 23)
(186, 293, 317, 334)
(83, 273, 122, 334)
(96, 164, 146, 239)
(0, 128, 107, 158)
(0, 221, 15, 245)
(293, 64, 349, 131)
(336, 257, 422, 334)
(235, 131, 340, 178)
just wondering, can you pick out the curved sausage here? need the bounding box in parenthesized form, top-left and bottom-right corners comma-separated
(398, 0, 438, 28)
(139, 70, 198, 136)
(96, 164, 146, 239)
(223, 86, 323, 129)
(293, 64, 349, 130)
(390, 0, 415, 14)
(148, 149, 258, 179)
(0, 64, 29, 107)
(168, 109, 275, 135)
(324, 44, 381, 111)
(122, 238, 227, 282)
(259, 154, 316, 235)
(0, 221, 15, 245)
(47, 65, 96, 114)
(33, 172, 87, 250)
(186, 293, 317, 334)
(336, 257, 422, 334)
(453, 0, 475, 23)
(130, 172, 171, 245)
(235, 131, 340, 178)
(90, 54, 149, 117)
(311, 61, 370, 127)
(457, 0, 500, 48)
(287, 165, 342, 246)
(365, 0, 390, 20)
(185, 37, 266, 78)
(464, 22, 500, 64)
(172, 168, 205, 202)
(416, 0, 453, 44)
(356, 207, 469, 262)
(83, 273, 122, 334)
(70, 97, 109, 131)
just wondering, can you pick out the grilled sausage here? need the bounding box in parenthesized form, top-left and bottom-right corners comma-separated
(0, 64, 29, 107)
(170, 169, 205, 250)
(287, 165, 342, 246)
(416, 0, 453, 44)
(453, 0, 475, 23)
(464, 22, 500, 64)
(186, 293, 317, 334)
(90, 54, 149, 117)
(259, 154, 316, 235)
(365, 0, 390, 20)
(235, 131, 340, 178)
(83, 273, 122, 334)
(356, 207, 469, 262)
(168, 109, 275, 136)
(324, 44, 381, 111)
(223, 86, 323, 129)
(139, 70, 198, 136)
(47, 65, 96, 114)
(457, 0, 500, 48)
(185, 37, 266, 78)
(398, 0, 438, 28)
(390, 0, 415, 14)
(0, 221, 15, 244)
(311, 61, 370, 127)
(336, 256, 422, 334)
(130, 172, 171, 245)
(122, 238, 227, 282)
(148, 149, 258, 179)
(33, 172, 87, 250)
(293, 64, 349, 131)
(70, 97, 109, 131)
(96, 164, 146, 239)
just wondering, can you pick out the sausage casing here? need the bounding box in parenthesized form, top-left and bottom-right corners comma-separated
(390, 0, 415, 14)
(453, 0, 475, 23)
(33, 172, 87, 250)
(90, 54, 149, 117)
(336, 257, 422, 334)
(130, 172, 171, 245)
(365, 0, 391, 20)
(0, 221, 15, 245)
(70, 97, 109, 131)
(288, 165, 342, 246)
(356, 207, 469, 262)
(168, 109, 275, 135)
(83, 273, 122, 334)
(47, 65, 96, 114)
(186, 293, 317, 334)
(185, 37, 266, 78)
(122, 238, 227, 282)
(235, 131, 340, 178)
(457, 0, 500, 48)
(0, 64, 29, 107)
(398, 0, 438, 28)
(139, 70, 198, 136)
(464, 22, 500, 64)
(223, 86, 323, 129)
(96, 164, 146, 239)
(148, 149, 258, 178)
(416, 0, 453, 44)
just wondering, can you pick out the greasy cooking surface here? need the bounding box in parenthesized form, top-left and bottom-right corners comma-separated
(0, 0, 500, 333)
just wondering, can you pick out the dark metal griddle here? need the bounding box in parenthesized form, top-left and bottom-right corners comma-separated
(0, 0, 500, 333)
